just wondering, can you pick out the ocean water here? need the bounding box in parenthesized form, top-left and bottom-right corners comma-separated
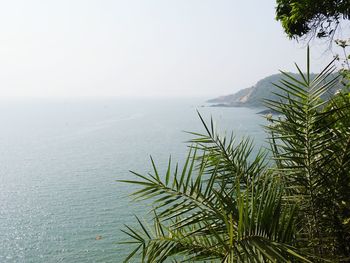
(0, 98, 266, 262)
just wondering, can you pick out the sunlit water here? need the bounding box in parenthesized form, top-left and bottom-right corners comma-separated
(0, 98, 267, 262)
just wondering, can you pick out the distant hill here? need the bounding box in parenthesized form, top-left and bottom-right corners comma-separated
(208, 73, 341, 108)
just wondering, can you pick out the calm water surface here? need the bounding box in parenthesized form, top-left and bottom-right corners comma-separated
(0, 98, 266, 262)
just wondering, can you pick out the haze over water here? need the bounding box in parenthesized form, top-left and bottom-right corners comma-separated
(0, 98, 266, 262)
(1, 1, 341, 262)
(0, 0, 335, 99)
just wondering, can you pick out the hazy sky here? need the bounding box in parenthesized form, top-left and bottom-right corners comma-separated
(0, 0, 343, 98)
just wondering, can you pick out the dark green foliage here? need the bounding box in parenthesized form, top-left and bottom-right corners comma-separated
(120, 49, 350, 262)
(266, 47, 350, 261)
(276, 0, 350, 39)
(119, 131, 308, 262)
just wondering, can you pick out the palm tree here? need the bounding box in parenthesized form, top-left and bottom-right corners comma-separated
(266, 48, 350, 261)
(119, 48, 350, 262)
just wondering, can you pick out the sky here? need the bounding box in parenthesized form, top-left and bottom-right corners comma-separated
(0, 0, 345, 98)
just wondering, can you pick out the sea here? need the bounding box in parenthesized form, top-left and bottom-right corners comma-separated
(0, 98, 267, 262)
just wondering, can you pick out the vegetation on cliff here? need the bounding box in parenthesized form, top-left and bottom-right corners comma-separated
(208, 72, 340, 108)
(118, 0, 350, 260)
(120, 50, 350, 262)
